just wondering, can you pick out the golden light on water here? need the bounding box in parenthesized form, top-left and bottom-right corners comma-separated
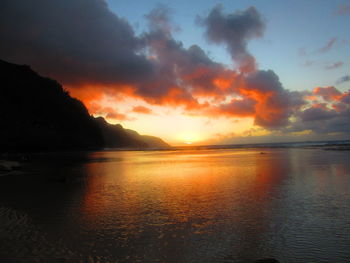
(80, 149, 287, 226)
(5, 149, 349, 262)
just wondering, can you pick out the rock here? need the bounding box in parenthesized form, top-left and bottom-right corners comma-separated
(56, 176, 68, 183)
(254, 259, 280, 263)
(0, 160, 21, 171)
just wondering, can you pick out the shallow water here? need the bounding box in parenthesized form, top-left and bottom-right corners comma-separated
(1, 148, 350, 262)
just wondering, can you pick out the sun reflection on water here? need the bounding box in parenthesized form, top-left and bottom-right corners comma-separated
(74, 149, 350, 262)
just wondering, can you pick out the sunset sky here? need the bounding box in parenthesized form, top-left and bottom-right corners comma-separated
(1, 0, 350, 145)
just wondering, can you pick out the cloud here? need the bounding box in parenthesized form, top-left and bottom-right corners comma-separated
(319, 37, 337, 53)
(339, 90, 350, 105)
(207, 70, 307, 128)
(199, 5, 265, 73)
(145, 4, 179, 35)
(0, 1, 209, 110)
(132, 106, 153, 114)
(288, 87, 350, 134)
(313, 86, 342, 101)
(298, 106, 338, 122)
(336, 75, 350, 85)
(325, 61, 344, 70)
(137, 7, 237, 107)
(242, 70, 303, 128)
(293, 109, 350, 134)
(211, 97, 256, 118)
(106, 112, 131, 121)
(0, 0, 153, 85)
(333, 4, 350, 16)
(102, 107, 134, 121)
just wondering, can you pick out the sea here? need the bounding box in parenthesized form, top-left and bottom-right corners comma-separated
(1, 141, 350, 263)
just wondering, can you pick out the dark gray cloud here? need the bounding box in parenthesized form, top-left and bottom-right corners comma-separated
(292, 110, 350, 134)
(337, 75, 350, 84)
(138, 7, 228, 104)
(288, 88, 350, 134)
(199, 5, 265, 72)
(0, 2, 227, 109)
(145, 4, 177, 36)
(216, 98, 256, 117)
(298, 107, 338, 122)
(0, 0, 152, 85)
(340, 91, 350, 104)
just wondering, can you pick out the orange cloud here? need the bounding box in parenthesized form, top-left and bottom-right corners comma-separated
(132, 105, 153, 114)
(66, 86, 105, 110)
(102, 106, 134, 121)
(313, 86, 342, 101)
(106, 112, 131, 121)
(65, 67, 303, 131)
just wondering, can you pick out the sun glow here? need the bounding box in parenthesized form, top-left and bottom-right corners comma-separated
(178, 133, 202, 145)
(68, 91, 256, 146)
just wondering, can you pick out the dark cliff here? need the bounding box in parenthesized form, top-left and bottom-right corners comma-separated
(0, 59, 169, 151)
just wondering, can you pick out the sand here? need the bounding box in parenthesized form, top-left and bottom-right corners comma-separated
(0, 206, 104, 263)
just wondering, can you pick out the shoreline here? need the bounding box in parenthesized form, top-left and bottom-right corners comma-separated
(0, 206, 91, 263)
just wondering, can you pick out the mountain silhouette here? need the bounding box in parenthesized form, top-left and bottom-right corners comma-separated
(0, 59, 169, 151)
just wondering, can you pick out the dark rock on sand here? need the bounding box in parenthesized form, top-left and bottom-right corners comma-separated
(0, 160, 20, 172)
(254, 258, 280, 263)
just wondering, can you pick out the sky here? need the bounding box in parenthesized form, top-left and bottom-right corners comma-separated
(1, 0, 350, 145)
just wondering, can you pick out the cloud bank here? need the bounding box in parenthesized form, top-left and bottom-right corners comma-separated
(1, 0, 349, 138)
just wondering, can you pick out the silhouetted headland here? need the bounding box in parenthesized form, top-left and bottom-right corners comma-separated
(0, 59, 170, 152)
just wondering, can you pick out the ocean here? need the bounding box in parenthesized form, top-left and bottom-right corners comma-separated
(1, 145, 350, 262)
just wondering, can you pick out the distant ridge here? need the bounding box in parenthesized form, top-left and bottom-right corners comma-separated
(94, 117, 170, 149)
(0, 59, 170, 151)
(171, 140, 350, 151)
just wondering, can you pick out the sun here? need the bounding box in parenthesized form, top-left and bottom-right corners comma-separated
(178, 132, 202, 145)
